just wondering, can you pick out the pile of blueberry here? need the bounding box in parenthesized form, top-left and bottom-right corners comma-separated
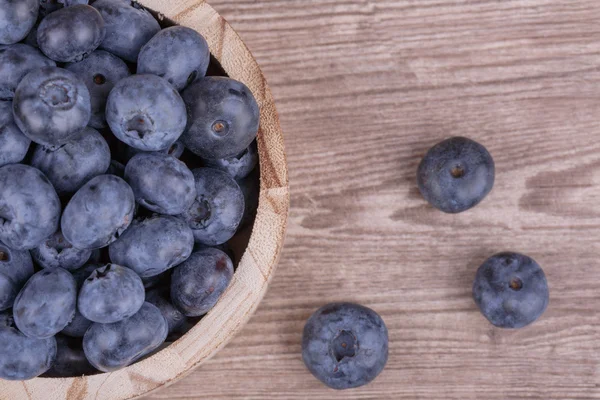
(0, 0, 260, 380)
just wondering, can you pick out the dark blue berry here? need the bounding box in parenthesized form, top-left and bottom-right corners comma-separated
(473, 252, 549, 329)
(66, 50, 131, 129)
(124, 152, 195, 215)
(0, 325, 56, 380)
(302, 303, 388, 390)
(92, 0, 160, 62)
(37, 4, 105, 63)
(180, 168, 245, 246)
(43, 335, 97, 377)
(61, 263, 98, 337)
(170, 248, 233, 317)
(31, 127, 111, 195)
(106, 74, 187, 151)
(417, 137, 495, 213)
(137, 26, 210, 91)
(0, 240, 34, 311)
(203, 140, 258, 180)
(78, 263, 145, 323)
(30, 230, 92, 271)
(109, 215, 194, 278)
(13, 66, 91, 147)
(0, 164, 61, 250)
(181, 77, 259, 160)
(61, 175, 135, 250)
(13, 268, 77, 339)
(0, 43, 55, 100)
(0, 101, 31, 167)
(0, 0, 39, 45)
(83, 302, 168, 372)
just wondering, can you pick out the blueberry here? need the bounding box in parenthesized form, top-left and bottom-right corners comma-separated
(417, 137, 495, 213)
(302, 303, 388, 390)
(13, 66, 91, 147)
(125, 152, 195, 215)
(146, 287, 186, 337)
(137, 26, 210, 91)
(0, 164, 61, 250)
(107, 159, 125, 177)
(31, 230, 92, 271)
(180, 168, 245, 246)
(181, 77, 260, 160)
(31, 127, 111, 195)
(61, 263, 98, 337)
(62, 175, 135, 250)
(0, 101, 31, 167)
(170, 248, 233, 317)
(106, 74, 187, 151)
(237, 168, 259, 228)
(92, 0, 160, 62)
(37, 5, 105, 63)
(39, 0, 89, 16)
(43, 335, 97, 377)
(83, 302, 168, 372)
(203, 141, 258, 180)
(0, 241, 34, 311)
(0, 0, 39, 45)
(0, 43, 56, 100)
(109, 215, 194, 278)
(78, 263, 145, 323)
(0, 325, 56, 380)
(14, 268, 77, 339)
(66, 50, 131, 129)
(122, 140, 186, 163)
(473, 252, 549, 329)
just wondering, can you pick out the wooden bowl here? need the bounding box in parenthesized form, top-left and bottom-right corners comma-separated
(0, 1, 289, 399)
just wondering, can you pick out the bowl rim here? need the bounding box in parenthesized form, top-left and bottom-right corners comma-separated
(0, 1, 289, 399)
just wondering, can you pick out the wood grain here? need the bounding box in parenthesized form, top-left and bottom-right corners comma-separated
(145, 0, 600, 399)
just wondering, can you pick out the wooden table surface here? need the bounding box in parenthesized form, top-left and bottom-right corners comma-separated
(147, 1, 600, 398)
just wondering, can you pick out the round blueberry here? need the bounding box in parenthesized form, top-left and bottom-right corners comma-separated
(83, 302, 168, 372)
(61, 175, 135, 250)
(109, 215, 194, 278)
(125, 152, 195, 215)
(13, 66, 91, 148)
(137, 26, 210, 91)
(0, 43, 56, 100)
(92, 0, 160, 62)
(181, 77, 259, 160)
(31, 230, 92, 271)
(0, 101, 31, 167)
(417, 136, 495, 213)
(43, 335, 97, 377)
(0, 0, 39, 45)
(66, 50, 131, 129)
(146, 287, 186, 337)
(171, 248, 234, 317)
(78, 264, 145, 324)
(0, 325, 56, 380)
(106, 74, 187, 151)
(203, 141, 258, 180)
(14, 268, 77, 339)
(180, 168, 245, 246)
(302, 303, 388, 390)
(37, 5, 105, 63)
(473, 252, 549, 329)
(31, 127, 111, 195)
(0, 164, 61, 250)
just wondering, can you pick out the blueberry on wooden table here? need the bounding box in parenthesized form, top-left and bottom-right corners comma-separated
(473, 252, 549, 329)
(302, 303, 388, 390)
(417, 136, 495, 213)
